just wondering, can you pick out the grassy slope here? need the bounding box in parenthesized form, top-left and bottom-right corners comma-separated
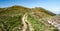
(0, 16, 22, 31)
(0, 6, 31, 31)
(27, 15, 58, 31)
(31, 7, 56, 18)
(0, 6, 31, 16)
(0, 6, 55, 16)
(0, 5, 57, 31)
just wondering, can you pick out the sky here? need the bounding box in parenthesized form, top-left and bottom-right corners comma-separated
(0, 0, 60, 14)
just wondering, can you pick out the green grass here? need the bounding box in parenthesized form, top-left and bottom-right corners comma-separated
(27, 15, 47, 31)
(27, 15, 58, 31)
(0, 16, 22, 31)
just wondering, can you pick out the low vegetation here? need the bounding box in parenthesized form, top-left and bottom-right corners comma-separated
(0, 5, 58, 31)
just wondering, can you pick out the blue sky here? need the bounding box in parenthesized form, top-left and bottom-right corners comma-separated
(0, 0, 60, 14)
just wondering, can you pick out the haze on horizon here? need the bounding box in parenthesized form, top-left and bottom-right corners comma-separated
(0, 0, 60, 14)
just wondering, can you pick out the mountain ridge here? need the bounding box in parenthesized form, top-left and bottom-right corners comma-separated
(0, 5, 56, 17)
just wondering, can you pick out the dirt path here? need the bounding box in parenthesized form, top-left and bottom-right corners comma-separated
(25, 15, 34, 31)
(21, 14, 27, 31)
(26, 21, 34, 31)
(21, 13, 34, 31)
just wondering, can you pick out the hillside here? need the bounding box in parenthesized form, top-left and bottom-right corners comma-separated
(0, 6, 31, 16)
(0, 5, 55, 16)
(0, 5, 58, 31)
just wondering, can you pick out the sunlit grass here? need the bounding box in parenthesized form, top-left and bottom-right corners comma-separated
(0, 16, 22, 31)
(27, 15, 58, 31)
